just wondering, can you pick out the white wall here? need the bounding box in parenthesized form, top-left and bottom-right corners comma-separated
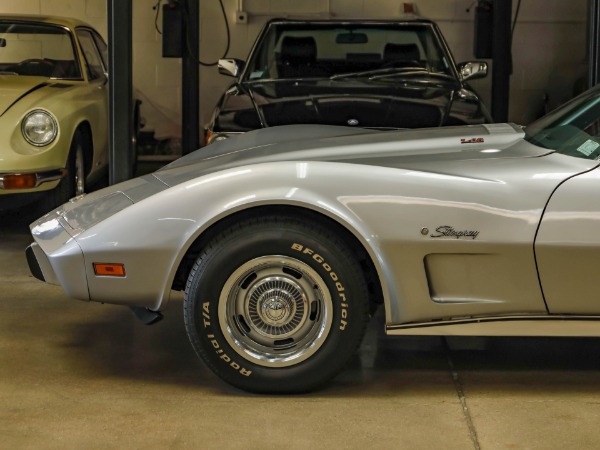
(0, 0, 588, 136)
(1, 0, 106, 24)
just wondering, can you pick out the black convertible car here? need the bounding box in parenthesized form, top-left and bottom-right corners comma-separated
(205, 18, 491, 145)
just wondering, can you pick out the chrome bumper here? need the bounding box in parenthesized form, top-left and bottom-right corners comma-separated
(0, 168, 65, 190)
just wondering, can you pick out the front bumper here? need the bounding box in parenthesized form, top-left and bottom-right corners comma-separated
(0, 168, 65, 191)
(0, 169, 63, 210)
(27, 213, 89, 301)
(25, 174, 172, 308)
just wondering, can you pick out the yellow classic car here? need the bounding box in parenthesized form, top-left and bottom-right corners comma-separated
(0, 15, 109, 212)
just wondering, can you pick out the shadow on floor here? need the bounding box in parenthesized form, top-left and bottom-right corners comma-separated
(56, 299, 600, 397)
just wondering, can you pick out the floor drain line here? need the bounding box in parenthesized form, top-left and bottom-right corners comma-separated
(443, 337, 481, 450)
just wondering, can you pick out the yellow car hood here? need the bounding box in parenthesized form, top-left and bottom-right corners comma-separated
(0, 75, 50, 116)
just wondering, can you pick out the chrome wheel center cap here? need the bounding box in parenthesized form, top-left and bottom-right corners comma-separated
(259, 291, 294, 326)
(246, 276, 307, 336)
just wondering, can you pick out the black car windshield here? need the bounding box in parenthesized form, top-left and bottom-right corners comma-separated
(245, 22, 454, 81)
(525, 86, 600, 160)
(0, 21, 81, 79)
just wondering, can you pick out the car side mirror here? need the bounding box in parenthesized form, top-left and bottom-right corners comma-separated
(218, 58, 245, 78)
(457, 61, 488, 81)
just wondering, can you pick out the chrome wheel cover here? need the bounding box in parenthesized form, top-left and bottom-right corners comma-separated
(218, 255, 333, 368)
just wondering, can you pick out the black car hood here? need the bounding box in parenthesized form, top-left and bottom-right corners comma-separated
(218, 78, 463, 131)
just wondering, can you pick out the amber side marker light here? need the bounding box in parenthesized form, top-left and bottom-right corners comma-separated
(93, 263, 126, 277)
(3, 174, 37, 189)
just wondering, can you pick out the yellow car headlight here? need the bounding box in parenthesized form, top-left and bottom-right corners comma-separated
(22, 110, 58, 147)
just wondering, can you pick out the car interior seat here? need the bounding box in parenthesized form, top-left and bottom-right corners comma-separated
(278, 36, 318, 78)
(383, 43, 421, 66)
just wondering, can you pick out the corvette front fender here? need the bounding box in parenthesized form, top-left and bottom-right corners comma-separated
(72, 162, 393, 314)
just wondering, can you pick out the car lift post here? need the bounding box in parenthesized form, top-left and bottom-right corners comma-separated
(182, 0, 200, 155)
(491, 0, 512, 123)
(107, 0, 134, 184)
(589, 0, 600, 88)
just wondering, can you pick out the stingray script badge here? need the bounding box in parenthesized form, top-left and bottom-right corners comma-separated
(430, 225, 479, 240)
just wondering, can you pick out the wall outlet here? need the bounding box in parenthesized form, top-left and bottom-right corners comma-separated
(235, 10, 248, 24)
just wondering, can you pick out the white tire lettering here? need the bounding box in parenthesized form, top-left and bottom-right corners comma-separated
(291, 242, 349, 331)
(202, 303, 253, 376)
(202, 302, 211, 327)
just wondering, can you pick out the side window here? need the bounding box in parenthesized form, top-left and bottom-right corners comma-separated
(91, 31, 108, 69)
(76, 29, 105, 80)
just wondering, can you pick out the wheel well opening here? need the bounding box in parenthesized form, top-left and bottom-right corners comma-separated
(172, 205, 384, 313)
(76, 121, 93, 176)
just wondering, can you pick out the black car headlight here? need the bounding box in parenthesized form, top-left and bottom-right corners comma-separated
(22, 110, 58, 147)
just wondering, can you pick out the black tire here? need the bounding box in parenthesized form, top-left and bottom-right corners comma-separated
(183, 214, 370, 393)
(38, 131, 85, 214)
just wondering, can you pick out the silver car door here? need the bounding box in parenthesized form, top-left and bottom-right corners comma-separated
(536, 164, 600, 314)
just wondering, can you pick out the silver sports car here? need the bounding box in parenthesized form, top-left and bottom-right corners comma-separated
(27, 84, 600, 393)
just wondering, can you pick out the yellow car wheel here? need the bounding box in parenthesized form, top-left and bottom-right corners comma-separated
(39, 131, 86, 213)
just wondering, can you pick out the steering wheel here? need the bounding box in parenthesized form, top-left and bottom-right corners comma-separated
(20, 58, 53, 65)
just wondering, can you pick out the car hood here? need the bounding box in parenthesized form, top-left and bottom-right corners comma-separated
(53, 123, 598, 234)
(226, 78, 462, 129)
(155, 123, 556, 187)
(0, 75, 50, 116)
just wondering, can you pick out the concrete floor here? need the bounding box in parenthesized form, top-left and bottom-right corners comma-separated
(3, 210, 600, 449)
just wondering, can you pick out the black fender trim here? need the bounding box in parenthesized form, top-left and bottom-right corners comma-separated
(25, 244, 45, 282)
(129, 306, 163, 325)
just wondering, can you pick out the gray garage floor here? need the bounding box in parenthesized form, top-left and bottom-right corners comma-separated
(2, 211, 600, 449)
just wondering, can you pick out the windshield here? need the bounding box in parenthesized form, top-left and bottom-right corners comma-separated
(525, 86, 600, 160)
(245, 22, 455, 81)
(0, 21, 81, 79)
